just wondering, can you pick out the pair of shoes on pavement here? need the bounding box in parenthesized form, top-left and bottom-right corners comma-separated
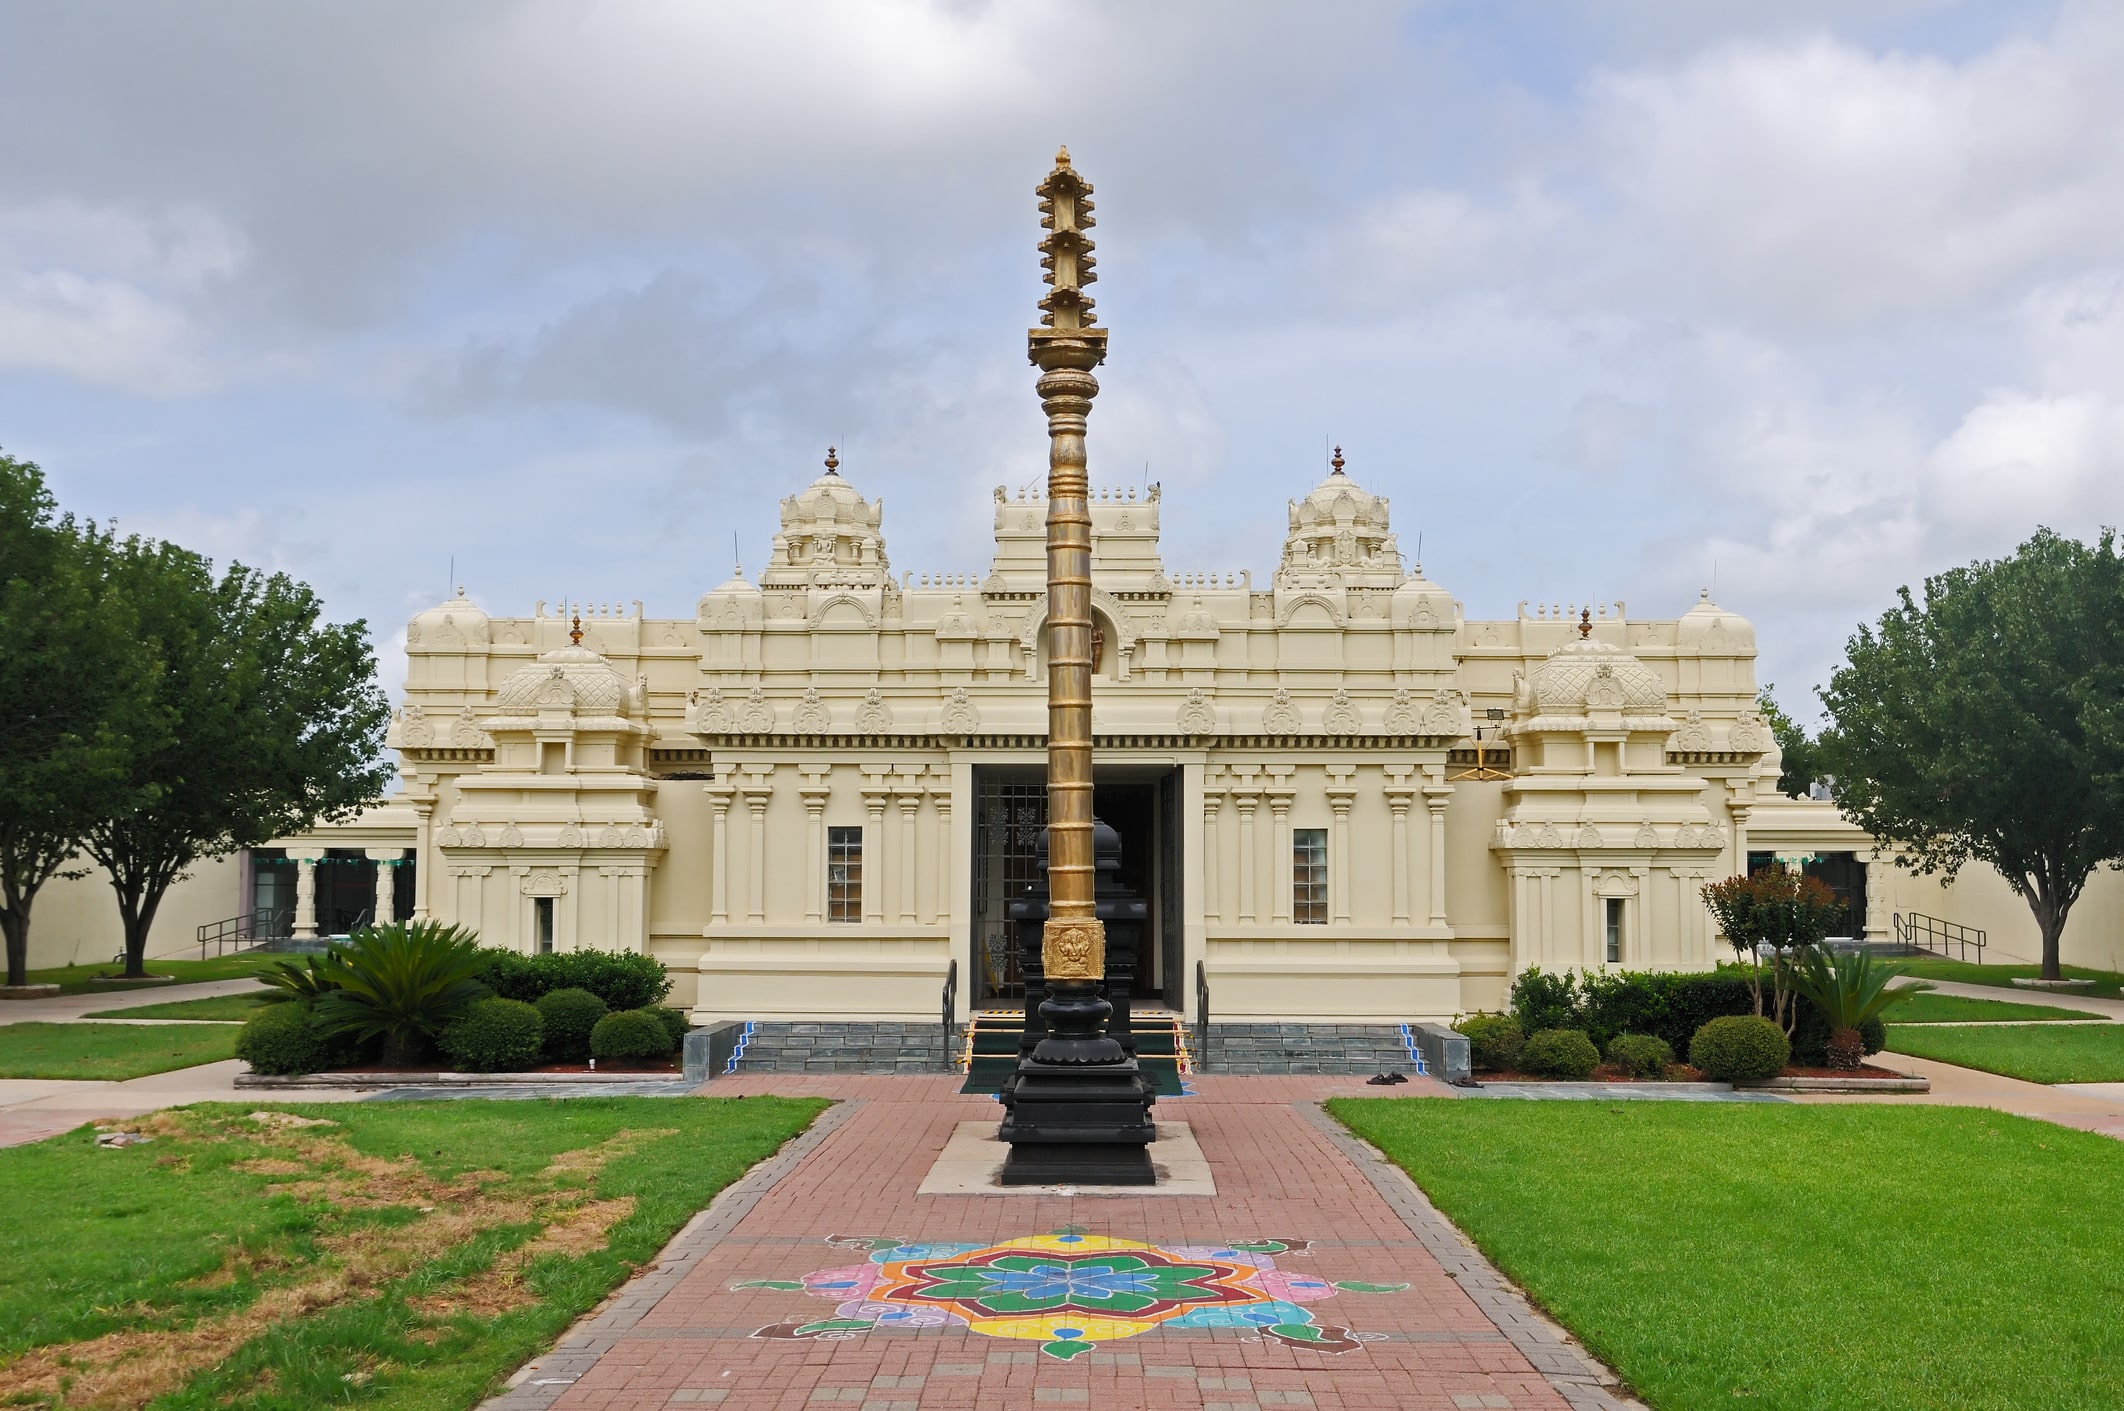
(1365, 1071, 1409, 1086)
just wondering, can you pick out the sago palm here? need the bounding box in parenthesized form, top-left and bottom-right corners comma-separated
(310, 920, 490, 1065)
(1788, 947, 1933, 1070)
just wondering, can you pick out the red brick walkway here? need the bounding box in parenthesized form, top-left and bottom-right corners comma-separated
(485, 1075, 1635, 1411)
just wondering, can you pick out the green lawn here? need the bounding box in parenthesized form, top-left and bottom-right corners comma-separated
(0, 1021, 239, 1079)
(84, 992, 267, 1022)
(1329, 1100, 2124, 1411)
(1895, 956, 2124, 1000)
(0, 1095, 826, 1409)
(1885, 992, 2093, 1023)
(1885, 1022, 2124, 1083)
(24, 951, 283, 994)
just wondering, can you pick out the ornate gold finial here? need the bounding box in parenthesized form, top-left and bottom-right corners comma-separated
(824, 446, 839, 476)
(1035, 148, 1097, 331)
(1578, 606, 1593, 639)
(1330, 446, 1345, 476)
(569, 610, 584, 646)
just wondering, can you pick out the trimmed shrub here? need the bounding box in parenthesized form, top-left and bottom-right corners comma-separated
(1510, 967, 1581, 1034)
(1521, 1028, 1601, 1081)
(534, 987, 608, 1063)
(1606, 1032, 1674, 1078)
(1860, 1015, 1886, 1055)
(440, 997, 545, 1073)
(1689, 1015, 1791, 1082)
(590, 1007, 675, 1062)
(1454, 1013, 1525, 1073)
(653, 1006, 691, 1049)
(479, 949, 671, 1011)
(235, 1002, 330, 1076)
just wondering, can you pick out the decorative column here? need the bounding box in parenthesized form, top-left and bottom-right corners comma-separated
(1385, 766, 1414, 925)
(744, 776, 771, 924)
(932, 775, 953, 926)
(1326, 765, 1355, 925)
(1202, 770, 1223, 924)
(291, 848, 323, 940)
(707, 783, 734, 927)
(1267, 779, 1294, 925)
(1864, 848, 1891, 942)
(1234, 791, 1259, 924)
(1425, 773, 1453, 929)
(1000, 147, 1154, 1186)
(862, 772, 891, 925)
(366, 848, 400, 927)
(897, 790, 921, 923)
(800, 767, 831, 924)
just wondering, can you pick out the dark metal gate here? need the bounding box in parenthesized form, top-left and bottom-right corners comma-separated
(972, 776, 1046, 1002)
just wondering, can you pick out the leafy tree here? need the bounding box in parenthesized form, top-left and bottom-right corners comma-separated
(1757, 685, 1823, 799)
(0, 454, 144, 987)
(1701, 868, 1845, 1032)
(82, 542, 393, 977)
(1818, 529, 2124, 981)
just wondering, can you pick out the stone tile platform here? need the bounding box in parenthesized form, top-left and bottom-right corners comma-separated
(481, 1074, 1642, 1411)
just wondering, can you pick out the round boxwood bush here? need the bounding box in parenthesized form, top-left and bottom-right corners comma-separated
(534, 987, 608, 1063)
(1859, 1015, 1886, 1055)
(590, 1007, 676, 1062)
(1689, 1015, 1791, 1082)
(440, 997, 545, 1073)
(1606, 1032, 1674, 1079)
(1521, 1028, 1601, 1081)
(235, 1002, 331, 1076)
(652, 1006, 691, 1049)
(1454, 1013, 1524, 1073)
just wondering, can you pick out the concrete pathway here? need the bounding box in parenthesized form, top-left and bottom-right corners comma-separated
(1783, 1050, 2124, 1139)
(483, 1074, 1641, 1411)
(1895, 976, 2124, 1020)
(0, 1058, 369, 1147)
(0, 976, 268, 1027)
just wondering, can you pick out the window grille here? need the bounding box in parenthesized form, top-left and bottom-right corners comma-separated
(1293, 828, 1328, 925)
(827, 826, 863, 923)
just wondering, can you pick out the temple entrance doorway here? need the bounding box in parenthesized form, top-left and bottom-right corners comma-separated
(969, 764, 1182, 1008)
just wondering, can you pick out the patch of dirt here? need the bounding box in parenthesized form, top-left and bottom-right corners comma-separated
(0, 1124, 672, 1409)
(247, 1111, 338, 1129)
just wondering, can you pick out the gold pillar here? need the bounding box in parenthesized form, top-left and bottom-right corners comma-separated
(1030, 147, 1109, 983)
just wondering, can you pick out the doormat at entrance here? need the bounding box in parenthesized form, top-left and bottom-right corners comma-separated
(735, 1228, 1408, 1361)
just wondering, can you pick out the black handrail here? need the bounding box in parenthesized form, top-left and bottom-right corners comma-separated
(1894, 911, 1986, 963)
(941, 958, 958, 1072)
(1194, 960, 1210, 1073)
(196, 909, 294, 958)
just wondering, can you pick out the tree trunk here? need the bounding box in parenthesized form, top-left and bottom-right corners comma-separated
(1827, 1027, 1864, 1071)
(2027, 891, 2068, 982)
(119, 888, 164, 980)
(2, 906, 28, 989)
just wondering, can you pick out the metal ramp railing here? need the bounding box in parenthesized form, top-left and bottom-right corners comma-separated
(1894, 911, 1986, 962)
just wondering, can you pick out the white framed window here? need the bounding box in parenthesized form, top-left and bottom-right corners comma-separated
(534, 895, 556, 954)
(827, 826, 863, 923)
(1294, 828, 1328, 925)
(1604, 896, 1625, 964)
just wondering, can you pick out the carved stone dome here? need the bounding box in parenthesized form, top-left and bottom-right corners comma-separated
(1526, 637, 1668, 715)
(1276, 448, 1400, 585)
(406, 589, 489, 652)
(1675, 590, 1757, 653)
(495, 644, 633, 716)
(766, 447, 889, 584)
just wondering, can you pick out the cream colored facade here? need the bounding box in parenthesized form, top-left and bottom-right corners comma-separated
(358, 453, 1939, 1026)
(27, 460, 2124, 992)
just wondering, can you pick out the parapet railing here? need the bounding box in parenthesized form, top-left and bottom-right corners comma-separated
(1893, 911, 1986, 963)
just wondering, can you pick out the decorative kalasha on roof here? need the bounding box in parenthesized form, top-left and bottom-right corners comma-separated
(1036, 146, 1097, 332)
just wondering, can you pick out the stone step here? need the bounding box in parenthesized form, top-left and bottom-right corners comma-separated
(1200, 1022, 1421, 1074)
(723, 1020, 958, 1075)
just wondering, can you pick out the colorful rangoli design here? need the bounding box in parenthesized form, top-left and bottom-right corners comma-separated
(738, 1229, 1407, 1360)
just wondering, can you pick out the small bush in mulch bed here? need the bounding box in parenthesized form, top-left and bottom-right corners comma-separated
(1606, 1032, 1675, 1079)
(1522, 1029, 1601, 1081)
(234, 1004, 331, 1077)
(440, 998, 545, 1073)
(479, 950, 671, 1012)
(1455, 1013, 1525, 1073)
(534, 988, 610, 1063)
(590, 1008, 675, 1062)
(652, 1006, 691, 1049)
(1690, 1015, 1791, 1083)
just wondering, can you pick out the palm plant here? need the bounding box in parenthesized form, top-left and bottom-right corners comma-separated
(310, 920, 490, 1065)
(1787, 947, 1934, 1070)
(255, 951, 347, 1004)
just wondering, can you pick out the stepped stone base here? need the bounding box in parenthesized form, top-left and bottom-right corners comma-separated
(1202, 1023, 1420, 1074)
(719, 1020, 957, 1076)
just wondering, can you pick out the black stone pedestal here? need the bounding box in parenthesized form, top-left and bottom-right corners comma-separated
(997, 819, 1157, 1186)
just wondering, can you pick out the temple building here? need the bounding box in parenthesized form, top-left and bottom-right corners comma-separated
(324, 445, 1895, 1028)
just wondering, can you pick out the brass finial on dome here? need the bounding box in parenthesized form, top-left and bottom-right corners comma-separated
(1330, 445, 1345, 476)
(824, 446, 839, 476)
(569, 610, 583, 646)
(1578, 606, 1593, 639)
(1035, 146, 1097, 331)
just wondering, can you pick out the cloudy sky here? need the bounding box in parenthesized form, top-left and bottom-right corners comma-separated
(2, 0, 2115, 717)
